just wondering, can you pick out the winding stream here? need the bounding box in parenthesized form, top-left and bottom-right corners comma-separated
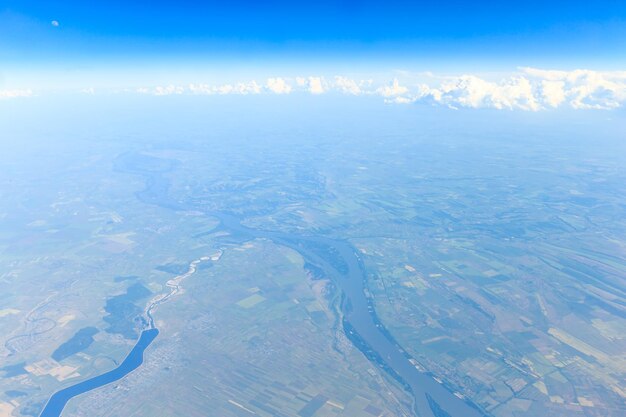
(145, 256, 211, 328)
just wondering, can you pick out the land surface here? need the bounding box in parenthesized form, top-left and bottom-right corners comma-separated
(1, 100, 625, 417)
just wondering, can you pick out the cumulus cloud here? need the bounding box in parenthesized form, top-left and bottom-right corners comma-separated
(152, 85, 185, 96)
(188, 81, 261, 95)
(539, 80, 566, 108)
(295, 76, 326, 94)
(521, 68, 626, 109)
(307, 77, 325, 94)
(376, 78, 409, 98)
(266, 77, 292, 94)
(51, 20, 59, 27)
(79, 68, 626, 110)
(333, 76, 362, 95)
(425, 75, 539, 110)
(376, 69, 626, 110)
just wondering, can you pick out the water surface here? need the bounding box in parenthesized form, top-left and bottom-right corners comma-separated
(39, 329, 159, 417)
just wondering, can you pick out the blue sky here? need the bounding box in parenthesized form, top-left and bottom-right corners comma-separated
(2, 0, 626, 67)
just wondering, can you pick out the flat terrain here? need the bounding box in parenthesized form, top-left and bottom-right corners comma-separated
(1, 102, 625, 417)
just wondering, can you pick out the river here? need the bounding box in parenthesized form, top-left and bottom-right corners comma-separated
(38, 153, 486, 417)
(38, 329, 158, 417)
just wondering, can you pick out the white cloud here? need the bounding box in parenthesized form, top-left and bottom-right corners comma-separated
(382, 68, 626, 110)
(521, 68, 626, 109)
(387, 96, 414, 104)
(187, 83, 212, 95)
(17, 68, 625, 110)
(239, 81, 262, 94)
(189, 81, 261, 95)
(51, 20, 59, 27)
(376, 78, 409, 98)
(266, 77, 292, 94)
(333, 76, 361, 95)
(295, 76, 326, 94)
(307, 77, 325, 94)
(153, 85, 184, 96)
(0, 89, 33, 99)
(426, 75, 539, 110)
(539, 80, 566, 108)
